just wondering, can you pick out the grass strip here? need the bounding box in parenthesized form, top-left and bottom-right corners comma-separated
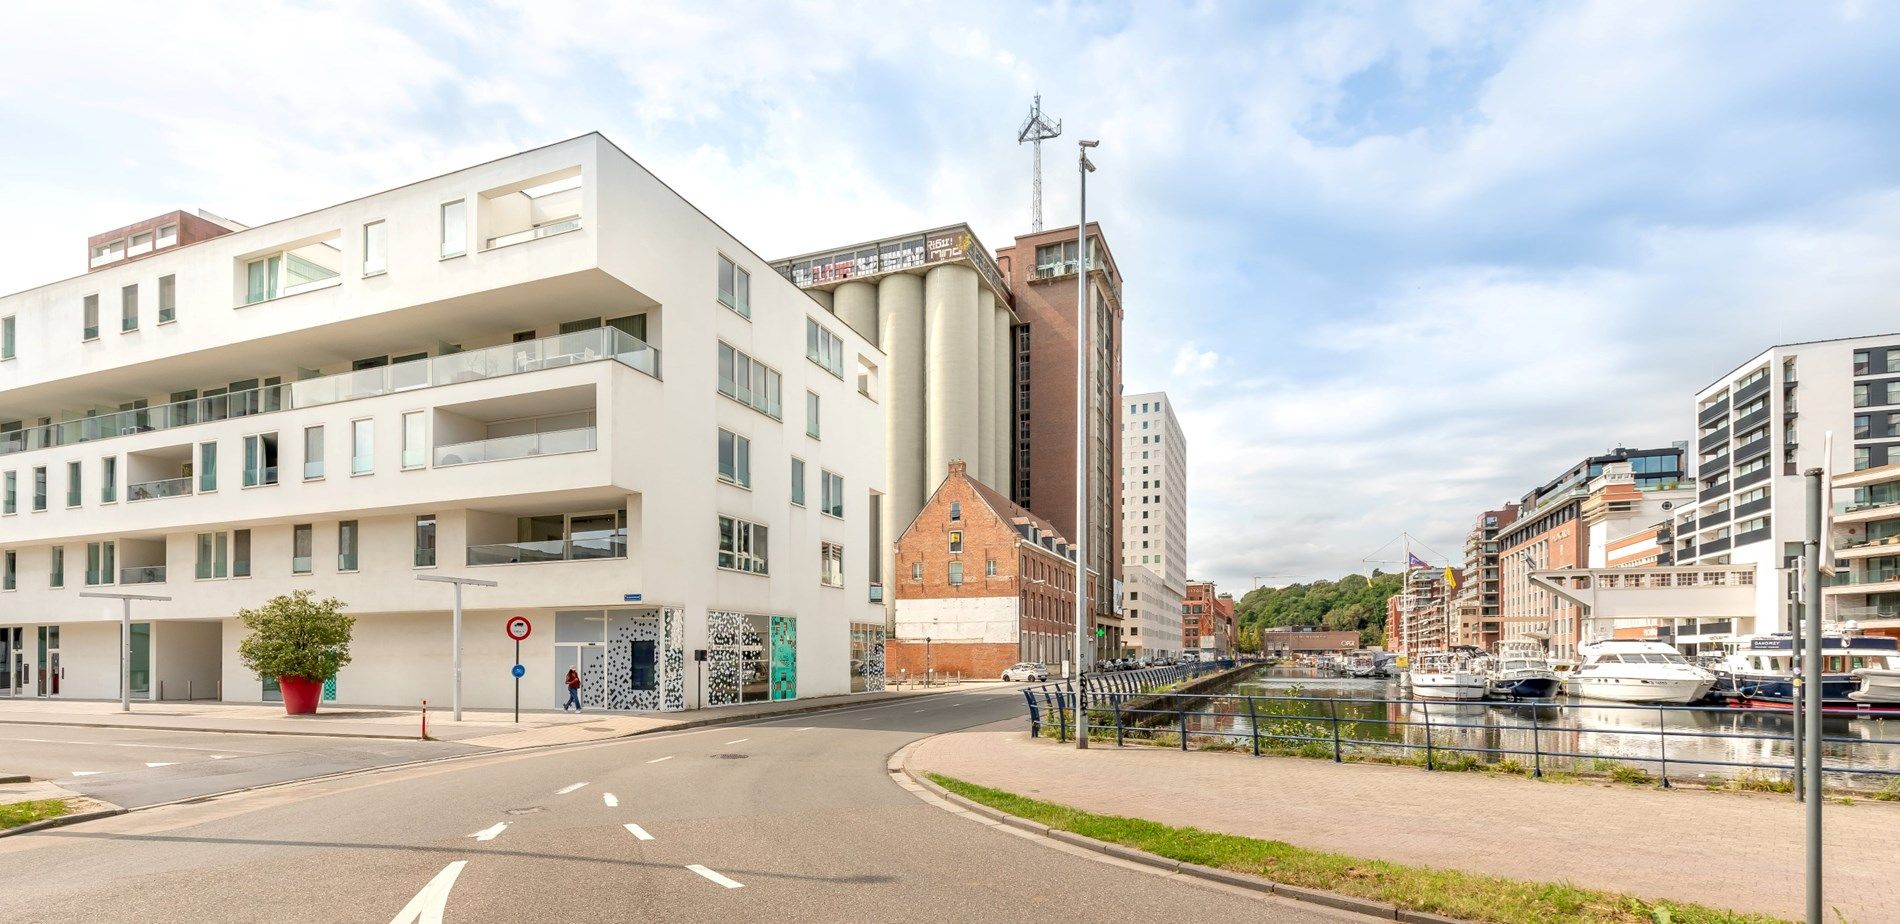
(0, 799, 70, 830)
(928, 773, 1788, 924)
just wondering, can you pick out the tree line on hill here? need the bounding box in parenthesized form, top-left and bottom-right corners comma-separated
(1233, 571, 1403, 651)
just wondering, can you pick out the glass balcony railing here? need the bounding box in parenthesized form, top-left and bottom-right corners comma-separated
(485, 217, 581, 250)
(0, 328, 659, 458)
(1828, 569, 1900, 587)
(127, 476, 192, 502)
(466, 534, 627, 566)
(120, 565, 166, 585)
(434, 426, 597, 467)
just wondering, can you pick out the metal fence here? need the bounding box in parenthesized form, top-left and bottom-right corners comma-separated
(1021, 685, 1900, 788)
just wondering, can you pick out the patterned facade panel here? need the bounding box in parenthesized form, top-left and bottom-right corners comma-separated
(605, 612, 662, 712)
(706, 609, 755, 707)
(865, 628, 886, 693)
(770, 615, 797, 701)
(661, 606, 686, 712)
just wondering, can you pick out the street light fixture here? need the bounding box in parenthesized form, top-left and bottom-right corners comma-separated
(1073, 138, 1099, 751)
(79, 591, 171, 712)
(416, 573, 498, 721)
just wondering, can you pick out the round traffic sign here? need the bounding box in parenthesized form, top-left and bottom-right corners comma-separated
(505, 616, 532, 641)
(511, 664, 526, 679)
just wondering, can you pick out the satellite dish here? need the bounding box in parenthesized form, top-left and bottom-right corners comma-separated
(1662, 501, 1674, 510)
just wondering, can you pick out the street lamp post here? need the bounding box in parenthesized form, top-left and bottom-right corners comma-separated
(1074, 138, 1098, 751)
(79, 591, 172, 712)
(415, 574, 498, 721)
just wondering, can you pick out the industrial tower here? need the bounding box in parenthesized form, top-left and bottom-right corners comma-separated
(1016, 94, 1062, 232)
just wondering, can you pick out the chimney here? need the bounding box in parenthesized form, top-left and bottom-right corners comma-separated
(948, 459, 967, 477)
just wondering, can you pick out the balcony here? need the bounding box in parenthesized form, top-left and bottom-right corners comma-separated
(1733, 495, 1771, 518)
(1701, 536, 1733, 555)
(1699, 482, 1730, 503)
(119, 565, 166, 586)
(1700, 507, 1732, 528)
(1698, 426, 1729, 454)
(1734, 527, 1771, 548)
(1698, 455, 1728, 478)
(1733, 466, 1771, 490)
(0, 328, 659, 459)
(1835, 533, 1900, 558)
(434, 426, 596, 467)
(485, 217, 581, 250)
(1828, 568, 1900, 589)
(1698, 399, 1730, 428)
(127, 476, 192, 502)
(1733, 436, 1770, 464)
(467, 535, 627, 566)
(1733, 406, 1769, 436)
(1735, 374, 1770, 405)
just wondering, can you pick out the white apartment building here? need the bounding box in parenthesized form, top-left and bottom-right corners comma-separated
(1672, 333, 1900, 638)
(0, 134, 889, 712)
(1119, 391, 1185, 657)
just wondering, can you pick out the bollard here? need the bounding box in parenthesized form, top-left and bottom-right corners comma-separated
(421, 699, 429, 740)
(1329, 698, 1343, 763)
(1657, 704, 1671, 789)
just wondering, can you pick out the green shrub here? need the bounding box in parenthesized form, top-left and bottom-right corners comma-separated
(236, 590, 354, 682)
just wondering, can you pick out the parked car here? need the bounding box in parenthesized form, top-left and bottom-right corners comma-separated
(1001, 662, 1050, 682)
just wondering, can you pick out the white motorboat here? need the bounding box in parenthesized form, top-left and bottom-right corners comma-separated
(1406, 651, 1486, 701)
(1481, 641, 1562, 700)
(1570, 639, 1715, 704)
(1849, 667, 1900, 705)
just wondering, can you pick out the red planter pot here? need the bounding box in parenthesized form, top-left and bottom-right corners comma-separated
(279, 676, 323, 715)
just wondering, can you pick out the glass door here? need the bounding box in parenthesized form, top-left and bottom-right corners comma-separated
(37, 626, 60, 696)
(1, 627, 21, 695)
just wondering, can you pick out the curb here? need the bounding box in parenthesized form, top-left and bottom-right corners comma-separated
(895, 741, 1465, 923)
(1, 806, 127, 839)
(0, 774, 29, 784)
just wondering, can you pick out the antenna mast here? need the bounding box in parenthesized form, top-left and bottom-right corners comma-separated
(1017, 94, 1062, 232)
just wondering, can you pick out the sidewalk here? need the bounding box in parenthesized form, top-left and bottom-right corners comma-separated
(910, 719, 1896, 923)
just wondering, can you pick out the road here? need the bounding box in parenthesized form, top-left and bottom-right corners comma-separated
(0, 686, 1348, 922)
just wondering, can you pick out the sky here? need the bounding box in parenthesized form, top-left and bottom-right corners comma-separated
(3, 1, 1899, 592)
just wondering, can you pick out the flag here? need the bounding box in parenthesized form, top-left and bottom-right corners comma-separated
(1444, 566, 1458, 590)
(1406, 553, 1429, 570)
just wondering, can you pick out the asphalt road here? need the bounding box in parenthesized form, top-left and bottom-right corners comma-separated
(0, 686, 1349, 923)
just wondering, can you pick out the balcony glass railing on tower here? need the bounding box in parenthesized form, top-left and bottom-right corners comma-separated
(126, 476, 192, 502)
(435, 426, 597, 467)
(467, 511, 628, 566)
(0, 328, 658, 458)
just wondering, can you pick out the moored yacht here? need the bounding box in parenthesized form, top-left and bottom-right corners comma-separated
(1714, 633, 1900, 710)
(1481, 641, 1562, 700)
(1571, 639, 1715, 704)
(1850, 667, 1900, 705)
(1406, 651, 1487, 700)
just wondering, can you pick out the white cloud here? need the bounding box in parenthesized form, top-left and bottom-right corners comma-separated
(1170, 345, 1220, 377)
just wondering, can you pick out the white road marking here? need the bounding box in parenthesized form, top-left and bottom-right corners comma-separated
(914, 709, 927, 713)
(603, 793, 619, 807)
(556, 782, 589, 794)
(858, 717, 873, 721)
(211, 755, 234, 760)
(686, 864, 744, 889)
(623, 822, 654, 841)
(145, 761, 177, 768)
(468, 822, 507, 842)
(70, 771, 103, 777)
(724, 738, 749, 745)
(388, 860, 467, 924)
(13, 737, 258, 754)
(794, 726, 813, 731)
(645, 755, 674, 764)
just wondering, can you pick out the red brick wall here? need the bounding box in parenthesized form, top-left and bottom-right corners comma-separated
(886, 640, 1020, 679)
(87, 210, 232, 271)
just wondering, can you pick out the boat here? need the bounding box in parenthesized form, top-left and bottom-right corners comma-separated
(1713, 633, 1900, 711)
(1481, 641, 1562, 700)
(1570, 639, 1715, 704)
(1406, 651, 1486, 701)
(1850, 667, 1900, 704)
(1343, 650, 1384, 679)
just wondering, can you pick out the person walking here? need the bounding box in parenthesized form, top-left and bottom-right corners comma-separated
(563, 667, 582, 711)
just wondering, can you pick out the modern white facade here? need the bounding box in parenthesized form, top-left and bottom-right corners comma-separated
(0, 134, 889, 711)
(1119, 391, 1185, 656)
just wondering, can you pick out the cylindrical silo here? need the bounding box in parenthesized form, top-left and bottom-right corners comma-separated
(879, 272, 927, 576)
(975, 289, 996, 487)
(994, 303, 1013, 493)
(807, 289, 833, 311)
(924, 264, 980, 488)
(834, 281, 878, 348)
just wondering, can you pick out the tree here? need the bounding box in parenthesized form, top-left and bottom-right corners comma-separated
(1236, 571, 1404, 646)
(236, 590, 355, 682)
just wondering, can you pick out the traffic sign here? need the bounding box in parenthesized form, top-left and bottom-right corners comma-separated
(511, 664, 526, 679)
(505, 616, 532, 641)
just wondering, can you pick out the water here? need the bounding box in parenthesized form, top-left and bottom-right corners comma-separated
(1141, 667, 1900, 786)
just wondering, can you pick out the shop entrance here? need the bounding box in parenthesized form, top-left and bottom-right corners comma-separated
(36, 626, 59, 696)
(553, 609, 662, 711)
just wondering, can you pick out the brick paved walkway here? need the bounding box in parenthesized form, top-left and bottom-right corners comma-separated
(910, 720, 1898, 923)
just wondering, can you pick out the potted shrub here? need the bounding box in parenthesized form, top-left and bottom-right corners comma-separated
(236, 590, 354, 715)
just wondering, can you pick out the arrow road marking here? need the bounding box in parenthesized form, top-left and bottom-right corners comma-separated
(686, 864, 743, 889)
(623, 822, 654, 841)
(388, 860, 466, 924)
(724, 738, 749, 745)
(645, 755, 673, 764)
(556, 782, 589, 794)
(603, 793, 619, 807)
(145, 761, 177, 768)
(468, 822, 507, 842)
(71, 771, 103, 777)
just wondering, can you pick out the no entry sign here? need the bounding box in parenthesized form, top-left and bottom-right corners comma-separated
(506, 616, 532, 641)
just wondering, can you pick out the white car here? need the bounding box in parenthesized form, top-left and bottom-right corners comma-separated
(1001, 662, 1050, 682)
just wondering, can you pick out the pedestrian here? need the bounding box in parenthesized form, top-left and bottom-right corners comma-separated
(563, 667, 582, 711)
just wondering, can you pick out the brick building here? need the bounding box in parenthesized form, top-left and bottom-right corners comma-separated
(1182, 580, 1235, 656)
(888, 460, 1086, 678)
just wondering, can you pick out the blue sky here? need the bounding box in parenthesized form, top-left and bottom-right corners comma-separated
(4, 1, 1899, 591)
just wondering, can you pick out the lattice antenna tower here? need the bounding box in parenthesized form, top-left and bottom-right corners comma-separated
(1017, 94, 1063, 232)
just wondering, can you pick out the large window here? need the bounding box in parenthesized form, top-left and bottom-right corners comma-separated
(948, 561, 964, 585)
(820, 470, 844, 518)
(338, 520, 360, 571)
(717, 254, 750, 318)
(401, 412, 425, 469)
(2, 550, 12, 591)
(292, 524, 313, 574)
(33, 466, 46, 510)
(850, 623, 882, 693)
(363, 220, 387, 275)
(158, 275, 176, 323)
(717, 515, 769, 574)
(1, 315, 13, 359)
(196, 532, 230, 580)
(243, 433, 279, 487)
(3, 470, 14, 514)
(415, 514, 437, 567)
(199, 442, 218, 492)
(441, 200, 467, 258)
(303, 426, 325, 480)
(86, 540, 115, 586)
(806, 318, 845, 378)
(65, 461, 80, 508)
(234, 529, 251, 578)
(821, 542, 844, 587)
(806, 391, 821, 439)
(790, 457, 806, 506)
(352, 419, 374, 474)
(245, 234, 343, 304)
(121, 283, 138, 332)
(717, 429, 751, 488)
(50, 546, 63, 588)
(717, 342, 783, 418)
(83, 294, 99, 340)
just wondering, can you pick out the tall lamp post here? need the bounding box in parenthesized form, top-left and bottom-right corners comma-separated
(1074, 138, 1099, 751)
(416, 574, 498, 721)
(79, 591, 172, 712)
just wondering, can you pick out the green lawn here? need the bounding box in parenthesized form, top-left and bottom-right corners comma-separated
(928, 773, 1790, 924)
(0, 799, 70, 830)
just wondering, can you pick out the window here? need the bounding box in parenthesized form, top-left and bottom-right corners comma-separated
(948, 530, 964, 553)
(196, 532, 230, 580)
(65, 461, 80, 508)
(1, 315, 12, 359)
(352, 419, 374, 474)
(717, 515, 769, 574)
(717, 342, 783, 418)
(32, 466, 47, 511)
(292, 524, 313, 574)
(50, 547, 63, 588)
(986, 558, 998, 577)
(948, 561, 965, 586)
(303, 426, 325, 480)
(156, 224, 177, 249)
(199, 442, 218, 492)
(441, 200, 466, 258)
(83, 294, 99, 340)
(2, 550, 12, 590)
(1857, 384, 1871, 408)
(415, 515, 437, 567)
(806, 391, 821, 439)
(234, 529, 251, 578)
(99, 455, 117, 501)
(821, 470, 844, 518)
(86, 540, 115, 586)
(717, 429, 752, 488)
(821, 542, 844, 587)
(790, 458, 806, 506)
(3, 471, 13, 514)
(401, 412, 425, 469)
(717, 254, 750, 318)
(128, 231, 154, 257)
(121, 284, 138, 332)
(911, 562, 923, 581)
(363, 220, 387, 275)
(243, 433, 279, 487)
(245, 235, 342, 304)
(338, 520, 360, 571)
(949, 501, 961, 521)
(155, 275, 176, 324)
(806, 318, 845, 378)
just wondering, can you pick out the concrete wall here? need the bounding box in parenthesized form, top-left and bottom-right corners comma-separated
(154, 619, 221, 700)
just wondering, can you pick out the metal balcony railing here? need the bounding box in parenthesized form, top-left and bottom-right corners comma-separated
(434, 426, 597, 467)
(127, 476, 192, 502)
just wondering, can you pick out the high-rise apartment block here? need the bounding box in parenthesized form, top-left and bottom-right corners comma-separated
(1119, 391, 1185, 658)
